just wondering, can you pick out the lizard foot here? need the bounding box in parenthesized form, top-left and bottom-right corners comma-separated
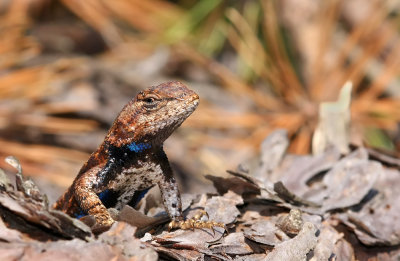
(168, 210, 226, 235)
(82, 213, 115, 234)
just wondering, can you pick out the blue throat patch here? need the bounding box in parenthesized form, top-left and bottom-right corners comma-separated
(127, 142, 151, 153)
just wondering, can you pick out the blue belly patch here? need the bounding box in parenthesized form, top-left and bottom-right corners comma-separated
(98, 189, 111, 202)
(74, 210, 86, 219)
(129, 188, 150, 207)
(73, 188, 150, 219)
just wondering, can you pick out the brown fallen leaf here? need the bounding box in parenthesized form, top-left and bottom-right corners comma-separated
(243, 217, 290, 246)
(338, 167, 400, 246)
(311, 222, 355, 261)
(255, 129, 289, 179)
(210, 232, 254, 255)
(270, 147, 340, 196)
(318, 149, 382, 212)
(0, 222, 157, 261)
(205, 175, 261, 200)
(152, 227, 225, 251)
(0, 157, 92, 241)
(265, 222, 318, 261)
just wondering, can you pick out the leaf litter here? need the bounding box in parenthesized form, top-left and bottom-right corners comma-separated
(1, 130, 399, 260)
(1, 97, 400, 259)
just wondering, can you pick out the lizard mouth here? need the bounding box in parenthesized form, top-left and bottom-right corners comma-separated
(174, 93, 199, 125)
(188, 93, 200, 107)
(187, 97, 199, 113)
(191, 97, 199, 107)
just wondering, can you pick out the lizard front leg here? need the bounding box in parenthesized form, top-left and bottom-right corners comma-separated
(157, 150, 183, 222)
(157, 149, 225, 233)
(160, 172, 225, 233)
(73, 168, 114, 230)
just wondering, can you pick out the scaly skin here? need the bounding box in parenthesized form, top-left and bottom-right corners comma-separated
(54, 81, 199, 231)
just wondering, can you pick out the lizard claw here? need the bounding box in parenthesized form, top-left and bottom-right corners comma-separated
(168, 210, 226, 235)
(81, 213, 115, 234)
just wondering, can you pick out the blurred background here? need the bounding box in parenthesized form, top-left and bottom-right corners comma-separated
(0, 0, 399, 200)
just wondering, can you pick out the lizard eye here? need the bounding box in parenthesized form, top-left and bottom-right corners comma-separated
(141, 94, 161, 110)
(144, 97, 155, 104)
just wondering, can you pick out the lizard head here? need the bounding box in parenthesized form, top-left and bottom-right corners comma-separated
(107, 81, 199, 149)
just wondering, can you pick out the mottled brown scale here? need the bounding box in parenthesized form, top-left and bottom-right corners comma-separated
(54, 81, 200, 231)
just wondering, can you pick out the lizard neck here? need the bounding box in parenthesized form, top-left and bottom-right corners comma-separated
(95, 142, 162, 188)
